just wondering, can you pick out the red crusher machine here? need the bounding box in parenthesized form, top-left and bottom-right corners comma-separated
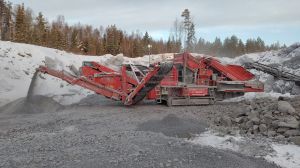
(36, 52, 264, 106)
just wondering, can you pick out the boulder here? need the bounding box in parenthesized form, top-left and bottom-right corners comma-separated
(214, 117, 221, 125)
(278, 117, 299, 129)
(290, 136, 300, 145)
(263, 113, 274, 119)
(250, 117, 260, 125)
(273, 111, 280, 115)
(220, 116, 232, 127)
(278, 96, 291, 101)
(267, 130, 277, 137)
(244, 100, 251, 105)
(245, 120, 253, 129)
(253, 125, 259, 134)
(259, 124, 267, 133)
(271, 120, 280, 129)
(260, 118, 266, 124)
(278, 121, 299, 129)
(253, 125, 259, 131)
(278, 101, 296, 114)
(263, 114, 274, 126)
(234, 117, 244, 124)
(275, 134, 285, 140)
(267, 103, 278, 111)
(236, 109, 247, 117)
(284, 130, 300, 137)
(247, 111, 259, 119)
(276, 127, 289, 133)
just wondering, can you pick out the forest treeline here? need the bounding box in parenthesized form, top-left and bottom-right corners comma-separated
(0, 1, 285, 57)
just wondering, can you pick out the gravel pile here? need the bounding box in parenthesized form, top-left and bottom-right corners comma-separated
(215, 97, 300, 145)
(0, 101, 279, 168)
(0, 95, 63, 114)
(137, 114, 207, 138)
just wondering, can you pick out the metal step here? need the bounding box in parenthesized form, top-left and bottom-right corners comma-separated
(167, 97, 214, 106)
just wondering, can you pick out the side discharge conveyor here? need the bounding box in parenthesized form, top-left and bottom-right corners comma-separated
(37, 62, 173, 105)
(245, 62, 300, 86)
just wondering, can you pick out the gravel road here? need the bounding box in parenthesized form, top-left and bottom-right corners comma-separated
(0, 95, 280, 168)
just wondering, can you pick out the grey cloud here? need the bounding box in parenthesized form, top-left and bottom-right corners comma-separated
(10, 0, 300, 31)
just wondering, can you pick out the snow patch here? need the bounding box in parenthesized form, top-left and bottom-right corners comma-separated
(265, 144, 300, 168)
(189, 131, 241, 151)
(189, 131, 300, 168)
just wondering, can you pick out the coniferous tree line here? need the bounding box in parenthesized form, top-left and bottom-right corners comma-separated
(193, 36, 284, 58)
(0, 1, 285, 58)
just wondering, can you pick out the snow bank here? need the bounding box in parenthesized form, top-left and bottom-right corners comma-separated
(0, 41, 105, 106)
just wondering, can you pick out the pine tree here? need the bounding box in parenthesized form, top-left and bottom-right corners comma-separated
(237, 39, 245, 56)
(172, 18, 183, 50)
(187, 23, 196, 52)
(0, 0, 12, 40)
(0, 0, 6, 40)
(142, 31, 151, 54)
(142, 31, 150, 46)
(104, 25, 122, 55)
(132, 39, 143, 57)
(181, 9, 196, 52)
(23, 8, 33, 43)
(246, 39, 254, 53)
(166, 37, 172, 53)
(256, 37, 265, 52)
(211, 37, 222, 56)
(49, 23, 65, 50)
(269, 41, 280, 50)
(34, 12, 47, 45)
(14, 4, 26, 43)
(195, 37, 206, 53)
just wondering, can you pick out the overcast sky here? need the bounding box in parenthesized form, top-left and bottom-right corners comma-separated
(10, 0, 300, 45)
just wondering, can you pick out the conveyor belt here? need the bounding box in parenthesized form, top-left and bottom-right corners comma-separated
(131, 62, 173, 104)
(245, 62, 300, 86)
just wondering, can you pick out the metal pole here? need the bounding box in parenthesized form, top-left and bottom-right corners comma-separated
(148, 44, 152, 66)
(183, 53, 187, 84)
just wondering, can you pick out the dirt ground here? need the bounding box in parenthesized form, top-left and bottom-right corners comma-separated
(0, 95, 280, 168)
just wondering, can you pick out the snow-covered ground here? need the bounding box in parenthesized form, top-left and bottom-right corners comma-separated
(190, 131, 300, 168)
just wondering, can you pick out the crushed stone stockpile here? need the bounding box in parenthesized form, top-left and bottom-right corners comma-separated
(215, 96, 300, 145)
(0, 69, 62, 114)
(0, 95, 62, 114)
